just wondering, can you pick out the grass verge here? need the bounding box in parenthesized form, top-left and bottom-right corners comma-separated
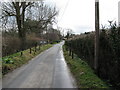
(63, 46, 109, 89)
(2, 44, 52, 75)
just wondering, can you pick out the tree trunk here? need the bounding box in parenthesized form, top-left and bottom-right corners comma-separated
(15, 2, 26, 51)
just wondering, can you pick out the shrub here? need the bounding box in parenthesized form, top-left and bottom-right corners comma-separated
(65, 27, 120, 89)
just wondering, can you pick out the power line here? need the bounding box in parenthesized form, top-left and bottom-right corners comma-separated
(60, 0, 70, 21)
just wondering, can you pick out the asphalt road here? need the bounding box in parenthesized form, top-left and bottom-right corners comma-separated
(2, 41, 76, 88)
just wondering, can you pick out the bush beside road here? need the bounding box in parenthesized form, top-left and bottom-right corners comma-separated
(63, 46, 109, 88)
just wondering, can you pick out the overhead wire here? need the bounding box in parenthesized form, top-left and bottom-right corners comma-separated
(59, 0, 70, 22)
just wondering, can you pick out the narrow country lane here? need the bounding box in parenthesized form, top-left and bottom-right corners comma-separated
(2, 41, 76, 88)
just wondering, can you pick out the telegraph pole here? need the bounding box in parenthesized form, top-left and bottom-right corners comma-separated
(118, 1, 120, 27)
(94, 0, 100, 72)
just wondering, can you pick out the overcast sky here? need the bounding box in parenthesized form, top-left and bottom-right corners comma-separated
(46, 0, 120, 34)
(2, 0, 120, 34)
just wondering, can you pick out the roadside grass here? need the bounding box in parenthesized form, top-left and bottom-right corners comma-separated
(0, 59, 1, 79)
(63, 46, 109, 89)
(2, 44, 53, 75)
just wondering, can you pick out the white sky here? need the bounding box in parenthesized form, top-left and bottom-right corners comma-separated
(2, 0, 120, 34)
(46, 0, 120, 34)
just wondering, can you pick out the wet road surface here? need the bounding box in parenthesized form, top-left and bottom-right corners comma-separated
(2, 41, 76, 88)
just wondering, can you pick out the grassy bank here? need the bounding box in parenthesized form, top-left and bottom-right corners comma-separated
(63, 46, 109, 88)
(2, 44, 52, 75)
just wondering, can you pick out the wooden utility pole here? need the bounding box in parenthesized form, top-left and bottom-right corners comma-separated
(118, 1, 120, 27)
(94, 0, 100, 72)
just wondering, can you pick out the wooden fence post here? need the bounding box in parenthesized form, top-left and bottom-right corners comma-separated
(34, 42, 37, 52)
(72, 50, 74, 59)
(35, 46, 36, 52)
(69, 43, 72, 56)
(39, 44, 41, 50)
(21, 51, 23, 56)
(30, 48, 31, 54)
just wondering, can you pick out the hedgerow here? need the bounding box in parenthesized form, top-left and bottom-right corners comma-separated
(65, 27, 120, 89)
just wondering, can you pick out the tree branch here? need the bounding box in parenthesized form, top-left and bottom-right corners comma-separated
(3, 10, 16, 16)
(25, 2, 34, 9)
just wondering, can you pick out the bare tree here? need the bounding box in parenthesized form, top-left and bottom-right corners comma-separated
(33, 1, 58, 32)
(25, 1, 58, 37)
(2, 0, 58, 51)
(2, 1, 34, 49)
(65, 29, 73, 39)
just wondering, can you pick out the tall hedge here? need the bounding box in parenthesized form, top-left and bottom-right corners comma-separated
(65, 27, 120, 88)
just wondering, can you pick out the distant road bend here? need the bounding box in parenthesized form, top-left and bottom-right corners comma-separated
(3, 41, 76, 88)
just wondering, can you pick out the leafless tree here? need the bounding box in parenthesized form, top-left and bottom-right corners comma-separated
(25, 1, 58, 38)
(2, 1, 58, 50)
(31, 1, 58, 33)
(2, 1, 34, 49)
